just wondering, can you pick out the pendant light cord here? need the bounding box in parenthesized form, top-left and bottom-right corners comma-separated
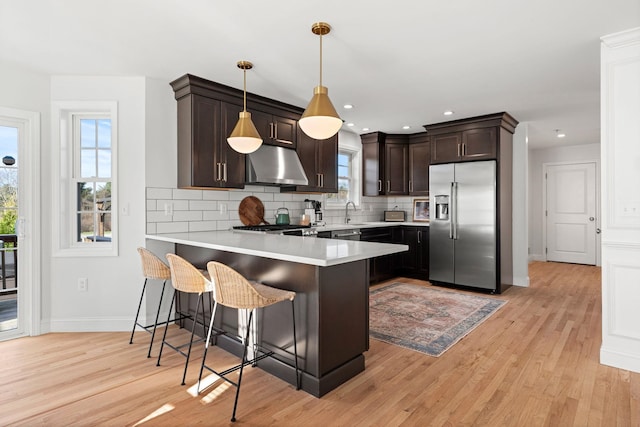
(243, 68, 247, 112)
(319, 32, 323, 87)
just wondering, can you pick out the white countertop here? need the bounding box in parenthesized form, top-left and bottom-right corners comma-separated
(146, 230, 409, 267)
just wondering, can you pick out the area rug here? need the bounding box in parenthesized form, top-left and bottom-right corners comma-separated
(369, 283, 506, 357)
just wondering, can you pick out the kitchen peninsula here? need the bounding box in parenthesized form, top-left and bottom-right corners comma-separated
(146, 230, 408, 397)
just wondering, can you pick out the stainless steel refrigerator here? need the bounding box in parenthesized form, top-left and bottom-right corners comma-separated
(429, 160, 498, 291)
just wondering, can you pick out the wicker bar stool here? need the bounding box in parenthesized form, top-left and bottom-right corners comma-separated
(157, 254, 215, 385)
(130, 247, 175, 358)
(198, 261, 299, 423)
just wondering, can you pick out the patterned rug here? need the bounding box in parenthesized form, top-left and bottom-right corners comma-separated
(369, 283, 506, 357)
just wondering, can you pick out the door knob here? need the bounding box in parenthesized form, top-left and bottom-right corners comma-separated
(596, 228, 601, 234)
(589, 217, 595, 221)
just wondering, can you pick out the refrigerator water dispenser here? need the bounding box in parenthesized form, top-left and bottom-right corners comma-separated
(435, 195, 450, 220)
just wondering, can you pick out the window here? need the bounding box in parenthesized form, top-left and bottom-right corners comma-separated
(52, 101, 118, 256)
(326, 146, 360, 207)
(75, 117, 112, 243)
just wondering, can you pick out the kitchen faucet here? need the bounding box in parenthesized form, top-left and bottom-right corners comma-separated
(345, 201, 356, 224)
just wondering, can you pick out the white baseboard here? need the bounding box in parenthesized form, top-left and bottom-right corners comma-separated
(529, 254, 545, 262)
(49, 317, 133, 332)
(600, 347, 640, 373)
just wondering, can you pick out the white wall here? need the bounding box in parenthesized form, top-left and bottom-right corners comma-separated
(513, 124, 529, 286)
(528, 143, 601, 262)
(600, 27, 640, 373)
(0, 61, 50, 328)
(48, 76, 150, 331)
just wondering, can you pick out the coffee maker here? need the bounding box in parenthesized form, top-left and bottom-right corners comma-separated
(304, 199, 324, 226)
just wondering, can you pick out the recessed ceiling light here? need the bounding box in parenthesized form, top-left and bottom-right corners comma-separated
(347, 123, 355, 127)
(343, 104, 353, 109)
(362, 127, 370, 131)
(402, 125, 411, 130)
(555, 129, 566, 138)
(444, 110, 454, 116)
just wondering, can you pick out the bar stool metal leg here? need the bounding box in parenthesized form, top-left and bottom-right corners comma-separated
(129, 278, 149, 345)
(156, 290, 176, 367)
(231, 309, 254, 423)
(147, 280, 168, 358)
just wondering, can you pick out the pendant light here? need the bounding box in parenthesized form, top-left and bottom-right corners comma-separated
(299, 22, 342, 140)
(227, 61, 263, 154)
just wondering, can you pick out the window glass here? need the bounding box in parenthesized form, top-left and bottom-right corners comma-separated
(75, 118, 112, 243)
(327, 150, 353, 204)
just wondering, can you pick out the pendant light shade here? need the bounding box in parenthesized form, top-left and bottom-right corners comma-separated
(227, 61, 263, 154)
(299, 22, 342, 140)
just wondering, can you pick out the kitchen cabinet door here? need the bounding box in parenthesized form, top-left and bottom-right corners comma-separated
(461, 127, 497, 160)
(178, 95, 219, 188)
(361, 133, 383, 196)
(395, 226, 429, 280)
(251, 109, 297, 148)
(219, 102, 247, 188)
(361, 227, 396, 284)
(409, 136, 430, 196)
(282, 130, 337, 193)
(430, 133, 462, 164)
(384, 140, 409, 195)
(176, 95, 245, 189)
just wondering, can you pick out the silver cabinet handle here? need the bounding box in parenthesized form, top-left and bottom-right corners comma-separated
(269, 123, 274, 139)
(387, 181, 390, 193)
(417, 230, 421, 244)
(589, 217, 595, 221)
(462, 143, 467, 157)
(457, 143, 461, 157)
(378, 180, 382, 192)
(317, 173, 321, 187)
(321, 174, 324, 188)
(409, 180, 413, 193)
(216, 162, 222, 181)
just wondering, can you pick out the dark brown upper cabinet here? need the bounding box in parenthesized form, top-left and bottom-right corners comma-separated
(281, 129, 338, 193)
(173, 89, 245, 189)
(171, 74, 321, 190)
(408, 132, 430, 196)
(426, 112, 517, 165)
(250, 109, 298, 149)
(361, 132, 409, 196)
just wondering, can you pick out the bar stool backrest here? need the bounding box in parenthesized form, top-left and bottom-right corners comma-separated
(166, 253, 212, 294)
(137, 247, 171, 281)
(206, 261, 294, 310)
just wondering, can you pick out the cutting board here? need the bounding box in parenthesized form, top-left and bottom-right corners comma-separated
(238, 196, 269, 226)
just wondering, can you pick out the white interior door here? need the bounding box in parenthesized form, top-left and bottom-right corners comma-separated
(545, 162, 597, 265)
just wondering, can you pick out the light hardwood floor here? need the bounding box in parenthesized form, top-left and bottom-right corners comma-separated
(1, 262, 638, 426)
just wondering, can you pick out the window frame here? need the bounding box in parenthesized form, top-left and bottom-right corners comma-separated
(52, 101, 118, 257)
(325, 143, 361, 209)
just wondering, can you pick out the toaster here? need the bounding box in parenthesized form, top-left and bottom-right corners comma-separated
(384, 210, 406, 222)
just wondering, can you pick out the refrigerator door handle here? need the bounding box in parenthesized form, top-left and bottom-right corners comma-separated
(452, 181, 458, 240)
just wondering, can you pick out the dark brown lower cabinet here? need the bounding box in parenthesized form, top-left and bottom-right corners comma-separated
(394, 226, 429, 280)
(360, 226, 429, 284)
(360, 227, 397, 284)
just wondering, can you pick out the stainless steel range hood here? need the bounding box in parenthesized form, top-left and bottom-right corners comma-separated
(245, 144, 309, 186)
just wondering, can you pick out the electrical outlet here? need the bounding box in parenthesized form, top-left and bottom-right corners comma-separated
(78, 277, 88, 292)
(121, 203, 130, 216)
(219, 203, 227, 214)
(164, 202, 174, 216)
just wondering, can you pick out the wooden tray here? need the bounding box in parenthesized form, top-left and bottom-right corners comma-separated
(238, 196, 268, 226)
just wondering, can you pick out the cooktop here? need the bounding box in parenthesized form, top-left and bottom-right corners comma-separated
(233, 224, 312, 232)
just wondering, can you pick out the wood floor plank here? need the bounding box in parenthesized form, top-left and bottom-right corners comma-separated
(1, 262, 639, 426)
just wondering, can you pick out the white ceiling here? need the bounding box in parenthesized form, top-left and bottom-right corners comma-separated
(1, 1, 639, 149)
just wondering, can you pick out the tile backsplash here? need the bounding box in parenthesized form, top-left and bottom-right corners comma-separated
(146, 185, 422, 233)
